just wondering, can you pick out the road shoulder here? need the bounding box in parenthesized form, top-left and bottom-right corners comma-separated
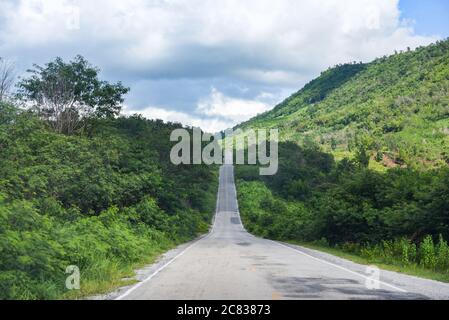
(89, 236, 208, 300)
(279, 241, 449, 300)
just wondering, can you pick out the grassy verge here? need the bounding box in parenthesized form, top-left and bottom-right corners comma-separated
(61, 245, 172, 300)
(294, 241, 449, 283)
(61, 209, 217, 300)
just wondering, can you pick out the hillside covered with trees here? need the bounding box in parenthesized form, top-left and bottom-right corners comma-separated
(0, 57, 217, 299)
(239, 39, 449, 170)
(236, 39, 449, 280)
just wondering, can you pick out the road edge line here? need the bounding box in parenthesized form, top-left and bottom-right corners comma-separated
(271, 240, 408, 293)
(115, 169, 221, 300)
(114, 237, 203, 300)
(232, 165, 408, 294)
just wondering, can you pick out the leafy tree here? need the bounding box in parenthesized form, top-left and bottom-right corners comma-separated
(17, 55, 129, 134)
(330, 137, 337, 151)
(0, 103, 218, 299)
(355, 143, 370, 168)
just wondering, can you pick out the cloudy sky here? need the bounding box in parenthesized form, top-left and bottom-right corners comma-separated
(1, 0, 448, 132)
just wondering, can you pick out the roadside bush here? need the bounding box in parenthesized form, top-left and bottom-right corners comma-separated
(0, 106, 218, 300)
(436, 235, 449, 271)
(338, 236, 448, 274)
(420, 235, 437, 269)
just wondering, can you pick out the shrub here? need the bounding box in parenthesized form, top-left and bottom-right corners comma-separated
(436, 235, 449, 271)
(420, 236, 437, 270)
(0, 108, 218, 299)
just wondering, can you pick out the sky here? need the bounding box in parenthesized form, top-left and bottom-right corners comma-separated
(0, 0, 448, 133)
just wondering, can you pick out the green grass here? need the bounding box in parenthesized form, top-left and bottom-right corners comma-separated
(294, 241, 449, 283)
(61, 245, 171, 300)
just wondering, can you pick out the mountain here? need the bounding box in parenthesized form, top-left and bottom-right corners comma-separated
(238, 39, 449, 169)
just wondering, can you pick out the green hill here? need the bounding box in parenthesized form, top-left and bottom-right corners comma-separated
(234, 39, 449, 279)
(239, 39, 449, 169)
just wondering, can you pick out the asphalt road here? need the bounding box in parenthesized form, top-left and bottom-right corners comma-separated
(114, 165, 449, 300)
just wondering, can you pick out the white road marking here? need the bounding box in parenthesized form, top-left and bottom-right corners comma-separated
(271, 241, 408, 293)
(115, 164, 408, 300)
(115, 237, 205, 300)
(115, 179, 221, 301)
(231, 162, 407, 294)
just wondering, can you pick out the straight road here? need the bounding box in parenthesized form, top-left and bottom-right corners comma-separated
(115, 165, 449, 300)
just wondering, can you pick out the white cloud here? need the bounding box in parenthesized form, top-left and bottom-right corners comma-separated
(124, 106, 234, 134)
(0, 0, 440, 131)
(125, 88, 271, 133)
(197, 88, 270, 123)
(1, 0, 438, 81)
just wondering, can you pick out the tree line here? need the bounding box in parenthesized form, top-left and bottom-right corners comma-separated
(0, 56, 218, 299)
(236, 142, 449, 277)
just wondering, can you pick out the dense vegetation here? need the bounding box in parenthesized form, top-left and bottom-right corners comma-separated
(0, 58, 217, 299)
(236, 143, 449, 277)
(236, 39, 449, 278)
(239, 39, 449, 169)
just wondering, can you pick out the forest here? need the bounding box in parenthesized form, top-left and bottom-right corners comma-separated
(0, 57, 217, 299)
(239, 39, 449, 169)
(236, 142, 449, 279)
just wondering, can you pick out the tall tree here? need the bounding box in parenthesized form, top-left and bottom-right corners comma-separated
(17, 55, 129, 134)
